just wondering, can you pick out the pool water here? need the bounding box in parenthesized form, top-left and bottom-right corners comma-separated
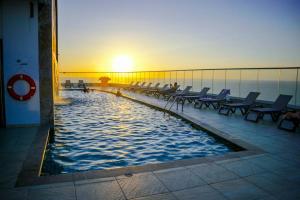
(42, 90, 234, 175)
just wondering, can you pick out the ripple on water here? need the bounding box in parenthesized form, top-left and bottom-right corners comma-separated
(42, 91, 233, 175)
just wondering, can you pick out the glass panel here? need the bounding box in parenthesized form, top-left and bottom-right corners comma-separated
(279, 69, 297, 105)
(176, 71, 185, 89)
(146, 72, 151, 83)
(166, 72, 172, 85)
(240, 70, 258, 98)
(157, 72, 162, 85)
(258, 69, 279, 101)
(170, 72, 177, 87)
(149, 72, 155, 84)
(185, 71, 193, 90)
(213, 70, 225, 94)
(226, 70, 240, 98)
(192, 70, 202, 92)
(202, 70, 213, 93)
(297, 69, 300, 106)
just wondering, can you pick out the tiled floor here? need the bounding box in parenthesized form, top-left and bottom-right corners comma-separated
(1, 89, 300, 200)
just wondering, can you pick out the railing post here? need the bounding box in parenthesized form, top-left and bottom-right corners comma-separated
(201, 70, 203, 89)
(191, 70, 194, 91)
(257, 69, 259, 92)
(140, 72, 142, 82)
(278, 69, 281, 98)
(212, 70, 214, 93)
(295, 69, 299, 105)
(183, 71, 186, 87)
(239, 70, 241, 97)
(225, 70, 227, 89)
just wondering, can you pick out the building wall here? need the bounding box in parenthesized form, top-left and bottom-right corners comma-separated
(38, 0, 58, 127)
(2, 0, 41, 125)
(52, 0, 59, 98)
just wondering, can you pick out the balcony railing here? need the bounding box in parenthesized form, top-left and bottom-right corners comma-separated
(59, 67, 300, 106)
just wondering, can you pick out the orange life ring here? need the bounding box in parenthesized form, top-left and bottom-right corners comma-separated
(7, 74, 36, 101)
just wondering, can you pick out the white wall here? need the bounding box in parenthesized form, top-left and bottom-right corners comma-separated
(2, 0, 40, 125)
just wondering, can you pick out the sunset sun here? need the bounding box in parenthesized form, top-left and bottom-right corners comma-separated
(112, 55, 134, 72)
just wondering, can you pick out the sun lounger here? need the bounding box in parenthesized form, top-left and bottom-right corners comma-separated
(64, 80, 72, 88)
(123, 81, 134, 90)
(278, 111, 300, 132)
(135, 83, 152, 93)
(218, 92, 260, 115)
(163, 86, 192, 110)
(159, 85, 181, 99)
(195, 89, 230, 109)
(129, 82, 144, 91)
(176, 87, 210, 111)
(141, 83, 160, 94)
(149, 84, 169, 96)
(132, 82, 147, 92)
(78, 80, 85, 88)
(126, 81, 139, 90)
(245, 94, 292, 122)
(167, 86, 192, 100)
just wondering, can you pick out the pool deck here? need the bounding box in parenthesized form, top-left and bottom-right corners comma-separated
(1, 89, 300, 200)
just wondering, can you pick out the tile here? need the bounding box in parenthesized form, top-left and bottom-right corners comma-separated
(219, 159, 266, 177)
(0, 163, 22, 189)
(188, 163, 238, 184)
(246, 156, 290, 172)
(270, 166, 300, 184)
(133, 193, 176, 200)
(0, 188, 28, 200)
(154, 167, 206, 191)
(75, 176, 115, 185)
(76, 180, 125, 200)
(212, 178, 269, 200)
(28, 185, 76, 200)
(256, 196, 277, 200)
(275, 187, 300, 200)
(173, 185, 226, 200)
(245, 172, 300, 196)
(117, 172, 168, 199)
(28, 181, 74, 189)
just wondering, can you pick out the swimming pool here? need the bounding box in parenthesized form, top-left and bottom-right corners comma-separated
(42, 90, 235, 175)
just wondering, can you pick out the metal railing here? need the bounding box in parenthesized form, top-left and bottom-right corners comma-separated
(59, 67, 300, 106)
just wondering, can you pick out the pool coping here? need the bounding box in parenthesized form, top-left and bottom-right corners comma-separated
(15, 89, 265, 187)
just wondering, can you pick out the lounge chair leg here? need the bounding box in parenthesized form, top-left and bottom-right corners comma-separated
(211, 103, 216, 109)
(278, 118, 297, 132)
(181, 99, 185, 112)
(194, 101, 198, 108)
(232, 108, 236, 114)
(218, 106, 231, 116)
(271, 113, 280, 122)
(257, 113, 264, 122)
(218, 107, 223, 114)
(240, 107, 247, 115)
(199, 102, 204, 109)
(245, 111, 260, 123)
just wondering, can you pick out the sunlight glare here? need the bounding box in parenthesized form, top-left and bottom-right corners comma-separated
(112, 55, 134, 72)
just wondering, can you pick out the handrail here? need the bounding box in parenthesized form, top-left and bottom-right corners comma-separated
(59, 66, 300, 74)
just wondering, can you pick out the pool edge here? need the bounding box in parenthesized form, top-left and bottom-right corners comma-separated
(15, 89, 265, 187)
